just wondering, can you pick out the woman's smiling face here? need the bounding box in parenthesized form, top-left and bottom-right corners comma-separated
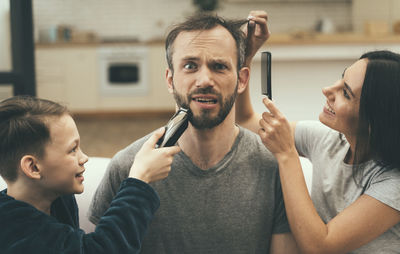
(319, 58, 368, 139)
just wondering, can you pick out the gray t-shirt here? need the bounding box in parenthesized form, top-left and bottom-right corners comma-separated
(88, 126, 290, 254)
(295, 121, 400, 253)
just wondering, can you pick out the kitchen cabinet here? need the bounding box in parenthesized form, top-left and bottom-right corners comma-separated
(36, 47, 99, 110)
(35, 44, 175, 112)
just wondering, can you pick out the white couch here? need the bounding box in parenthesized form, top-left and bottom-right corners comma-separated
(75, 157, 111, 232)
(0, 156, 313, 233)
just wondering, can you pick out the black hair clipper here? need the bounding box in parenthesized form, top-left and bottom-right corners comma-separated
(156, 108, 191, 148)
(261, 51, 272, 99)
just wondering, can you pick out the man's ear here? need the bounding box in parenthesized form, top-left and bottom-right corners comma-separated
(237, 67, 250, 94)
(20, 155, 41, 180)
(165, 68, 174, 94)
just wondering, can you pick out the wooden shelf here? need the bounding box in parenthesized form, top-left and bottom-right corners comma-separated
(267, 32, 400, 45)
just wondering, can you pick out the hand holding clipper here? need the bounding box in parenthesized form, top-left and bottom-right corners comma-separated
(156, 108, 191, 148)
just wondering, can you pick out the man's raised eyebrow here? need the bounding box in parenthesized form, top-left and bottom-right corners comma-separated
(344, 82, 355, 98)
(182, 56, 199, 62)
(210, 58, 231, 65)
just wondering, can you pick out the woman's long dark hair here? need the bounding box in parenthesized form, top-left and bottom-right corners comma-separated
(353, 50, 400, 184)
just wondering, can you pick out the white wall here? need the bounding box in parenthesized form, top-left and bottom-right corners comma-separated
(0, 0, 13, 101)
(352, 0, 400, 33)
(0, 0, 11, 71)
(33, 0, 352, 41)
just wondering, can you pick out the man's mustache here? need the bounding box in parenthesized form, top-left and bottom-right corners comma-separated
(188, 87, 219, 98)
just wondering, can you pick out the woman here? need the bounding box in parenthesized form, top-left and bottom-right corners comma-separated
(237, 50, 400, 253)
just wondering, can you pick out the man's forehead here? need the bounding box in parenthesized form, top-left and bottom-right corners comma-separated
(172, 26, 237, 61)
(175, 26, 234, 44)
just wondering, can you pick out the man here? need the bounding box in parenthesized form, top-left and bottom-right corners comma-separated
(89, 12, 298, 253)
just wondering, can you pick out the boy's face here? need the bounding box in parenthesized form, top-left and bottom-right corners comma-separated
(36, 114, 88, 195)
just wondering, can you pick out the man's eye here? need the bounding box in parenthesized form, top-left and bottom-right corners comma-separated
(70, 146, 78, 153)
(214, 63, 227, 71)
(184, 63, 197, 70)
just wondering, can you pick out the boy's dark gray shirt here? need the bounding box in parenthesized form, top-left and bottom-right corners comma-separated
(89, 126, 290, 254)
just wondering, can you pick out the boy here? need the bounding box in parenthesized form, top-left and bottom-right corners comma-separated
(0, 96, 180, 253)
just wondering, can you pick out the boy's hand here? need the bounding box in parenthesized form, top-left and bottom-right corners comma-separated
(129, 128, 181, 183)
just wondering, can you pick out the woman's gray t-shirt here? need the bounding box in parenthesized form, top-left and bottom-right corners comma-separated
(295, 120, 400, 253)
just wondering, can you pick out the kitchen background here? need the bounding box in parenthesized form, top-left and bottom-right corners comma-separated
(1, 0, 400, 157)
(33, 0, 352, 41)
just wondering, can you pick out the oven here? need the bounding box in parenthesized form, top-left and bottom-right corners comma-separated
(98, 46, 148, 96)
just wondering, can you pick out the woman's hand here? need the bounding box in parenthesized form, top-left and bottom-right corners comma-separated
(258, 98, 297, 159)
(243, 10, 270, 67)
(129, 128, 181, 183)
(235, 10, 270, 133)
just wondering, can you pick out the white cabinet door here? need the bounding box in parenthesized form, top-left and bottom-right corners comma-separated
(36, 47, 98, 110)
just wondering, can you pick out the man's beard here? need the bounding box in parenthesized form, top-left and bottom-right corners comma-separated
(172, 82, 238, 130)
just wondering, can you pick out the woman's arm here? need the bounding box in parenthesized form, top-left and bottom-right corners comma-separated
(259, 98, 400, 254)
(236, 10, 269, 133)
(243, 10, 270, 68)
(236, 11, 299, 138)
(276, 152, 400, 253)
(235, 86, 262, 133)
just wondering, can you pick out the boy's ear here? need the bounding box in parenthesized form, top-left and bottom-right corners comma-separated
(165, 68, 174, 94)
(20, 155, 41, 180)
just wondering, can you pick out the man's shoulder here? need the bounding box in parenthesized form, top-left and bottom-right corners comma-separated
(238, 126, 273, 152)
(239, 125, 260, 140)
(237, 126, 277, 163)
(104, 133, 153, 178)
(112, 134, 152, 161)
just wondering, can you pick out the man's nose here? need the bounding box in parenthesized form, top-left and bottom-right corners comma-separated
(196, 67, 214, 88)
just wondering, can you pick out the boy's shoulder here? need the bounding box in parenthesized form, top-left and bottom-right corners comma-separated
(0, 191, 53, 233)
(0, 191, 82, 252)
(0, 190, 33, 213)
(0, 191, 77, 226)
